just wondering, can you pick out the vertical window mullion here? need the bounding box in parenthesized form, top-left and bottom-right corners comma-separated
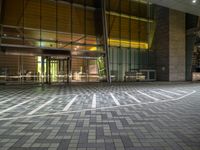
(40, 0, 42, 47)
(138, 1, 141, 70)
(129, 0, 131, 71)
(84, 0, 86, 47)
(118, 0, 121, 81)
(71, 0, 73, 50)
(56, 0, 58, 48)
(22, 0, 25, 45)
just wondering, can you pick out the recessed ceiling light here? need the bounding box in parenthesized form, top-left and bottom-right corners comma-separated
(192, 0, 197, 3)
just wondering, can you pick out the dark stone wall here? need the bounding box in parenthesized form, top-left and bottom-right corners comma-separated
(153, 5, 170, 81)
(186, 14, 199, 81)
(186, 35, 196, 81)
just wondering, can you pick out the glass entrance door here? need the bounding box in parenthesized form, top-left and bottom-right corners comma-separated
(50, 59, 69, 83)
(50, 59, 58, 82)
(37, 57, 70, 84)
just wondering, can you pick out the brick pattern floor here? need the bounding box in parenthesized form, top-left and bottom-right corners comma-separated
(0, 82, 200, 150)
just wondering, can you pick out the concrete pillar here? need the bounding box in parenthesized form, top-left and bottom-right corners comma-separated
(154, 6, 186, 81)
(154, 6, 170, 81)
(169, 10, 186, 81)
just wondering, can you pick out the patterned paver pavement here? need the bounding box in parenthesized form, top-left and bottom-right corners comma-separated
(0, 82, 200, 150)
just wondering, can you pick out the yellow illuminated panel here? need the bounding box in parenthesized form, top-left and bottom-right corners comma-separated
(89, 47, 97, 51)
(89, 39, 148, 51)
(108, 39, 148, 49)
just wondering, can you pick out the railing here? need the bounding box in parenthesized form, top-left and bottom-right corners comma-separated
(140, 69, 156, 81)
(124, 69, 156, 82)
(0, 74, 100, 84)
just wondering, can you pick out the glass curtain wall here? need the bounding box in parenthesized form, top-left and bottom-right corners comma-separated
(0, 0, 156, 84)
(106, 0, 156, 81)
(1, 0, 100, 51)
(0, 0, 104, 84)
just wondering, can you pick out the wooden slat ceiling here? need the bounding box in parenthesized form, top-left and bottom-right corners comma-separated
(60, 0, 96, 7)
(2, 0, 151, 44)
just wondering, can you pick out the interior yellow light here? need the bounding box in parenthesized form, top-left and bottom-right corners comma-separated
(89, 47, 97, 51)
(108, 39, 148, 49)
(89, 39, 148, 51)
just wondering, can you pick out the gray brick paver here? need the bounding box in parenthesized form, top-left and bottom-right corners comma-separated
(0, 83, 199, 150)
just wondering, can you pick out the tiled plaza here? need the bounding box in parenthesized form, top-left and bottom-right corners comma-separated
(0, 82, 200, 150)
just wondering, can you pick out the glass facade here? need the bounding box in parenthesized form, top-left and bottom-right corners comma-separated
(1, 0, 99, 50)
(0, 0, 156, 84)
(107, 0, 156, 81)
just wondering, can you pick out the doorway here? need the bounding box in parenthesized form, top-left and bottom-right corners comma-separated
(0, 54, 103, 84)
(37, 56, 70, 84)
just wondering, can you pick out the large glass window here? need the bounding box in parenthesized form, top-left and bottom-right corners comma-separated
(106, 0, 156, 81)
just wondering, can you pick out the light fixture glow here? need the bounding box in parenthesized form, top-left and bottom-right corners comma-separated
(192, 0, 197, 3)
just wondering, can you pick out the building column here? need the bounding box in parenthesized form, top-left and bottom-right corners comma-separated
(154, 6, 186, 81)
(41, 56, 45, 84)
(0, 0, 3, 48)
(67, 57, 71, 83)
(46, 57, 51, 84)
(186, 35, 196, 81)
(154, 6, 170, 81)
(169, 9, 186, 81)
(101, 0, 111, 83)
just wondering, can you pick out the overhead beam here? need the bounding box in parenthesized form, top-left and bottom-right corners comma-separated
(51, 0, 95, 10)
(130, 0, 151, 4)
(49, 0, 153, 23)
(106, 11, 154, 23)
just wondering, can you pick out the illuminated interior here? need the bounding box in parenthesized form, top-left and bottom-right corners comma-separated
(0, 0, 156, 83)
